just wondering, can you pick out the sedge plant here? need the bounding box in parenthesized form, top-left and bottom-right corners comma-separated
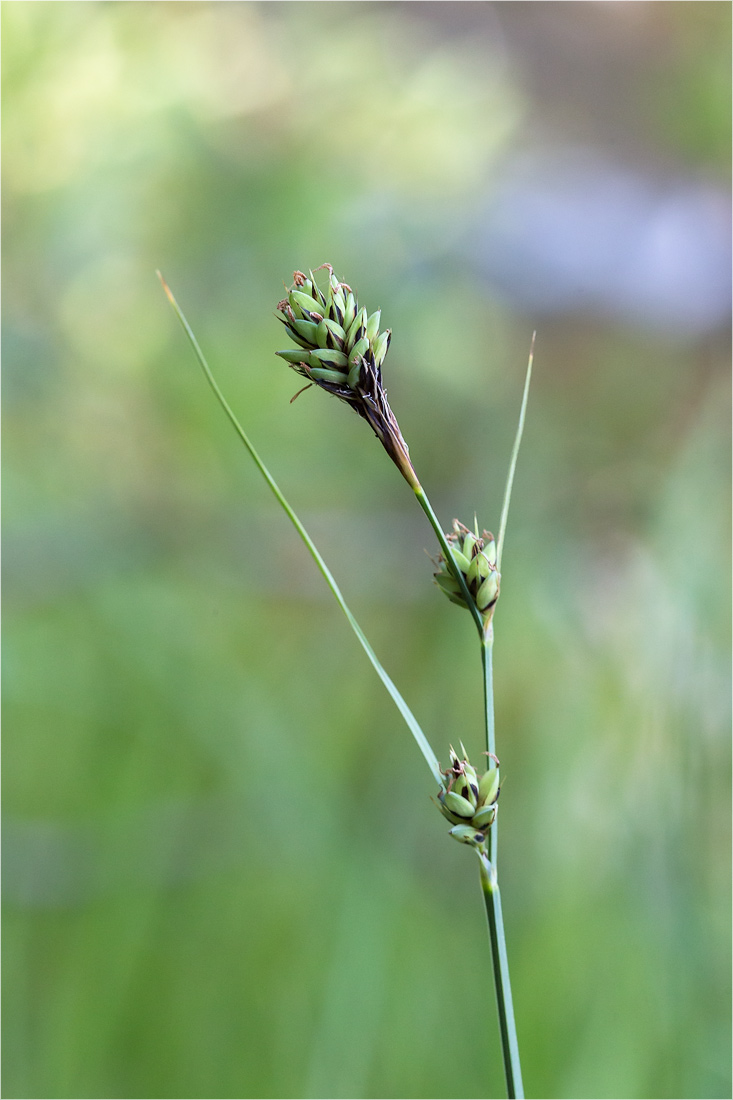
(160, 265, 533, 1099)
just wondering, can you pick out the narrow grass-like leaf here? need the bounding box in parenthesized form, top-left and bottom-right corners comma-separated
(158, 272, 442, 786)
(496, 333, 534, 572)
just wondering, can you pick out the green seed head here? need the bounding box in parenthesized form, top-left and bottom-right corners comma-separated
(433, 520, 501, 623)
(277, 268, 390, 390)
(275, 265, 418, 489)
(436, 745, 501, 849)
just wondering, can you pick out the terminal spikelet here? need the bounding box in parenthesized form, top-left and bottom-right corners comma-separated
(275, 265, 418, 488)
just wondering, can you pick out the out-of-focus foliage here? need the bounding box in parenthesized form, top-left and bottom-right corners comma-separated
(3, 4, 730, 1099)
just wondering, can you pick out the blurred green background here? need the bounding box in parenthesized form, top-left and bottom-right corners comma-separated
(3, 3, 730, 1098)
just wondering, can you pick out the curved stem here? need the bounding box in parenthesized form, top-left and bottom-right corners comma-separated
(480, 629, 523, 1098)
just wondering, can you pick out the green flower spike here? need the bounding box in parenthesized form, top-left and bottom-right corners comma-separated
(436, 744, 501, 851)
(434, 519, 500, 620)
(276, 265, 419, 490)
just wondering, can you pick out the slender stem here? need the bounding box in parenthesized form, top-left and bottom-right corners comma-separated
(479, 851, 524, 1099)
(158, 272, 442, 786)
(413, 483, 484, 637)
(414, 472, 523, 1095)
(480, 629, 523, 1098)
(482, 629, 498, 864)
(476, 338, 532, 1096)
(482, 628, 496, 759)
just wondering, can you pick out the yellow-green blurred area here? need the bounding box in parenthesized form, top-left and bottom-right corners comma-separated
(3, 2, 730, 1098)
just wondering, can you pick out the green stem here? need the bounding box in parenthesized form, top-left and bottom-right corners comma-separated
(479, 850, 524, 1099)
(482, 629, 497, 857)
(413, 472, 523, 1096)
(480, 630, 523, 1098)
(158, 272, 442, 787)
(413, 484, 484, 637)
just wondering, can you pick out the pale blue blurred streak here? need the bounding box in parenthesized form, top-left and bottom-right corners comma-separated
(469, 150, 731, 334)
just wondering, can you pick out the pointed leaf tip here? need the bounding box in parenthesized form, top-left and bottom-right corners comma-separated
(157, 270, 175, 306)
